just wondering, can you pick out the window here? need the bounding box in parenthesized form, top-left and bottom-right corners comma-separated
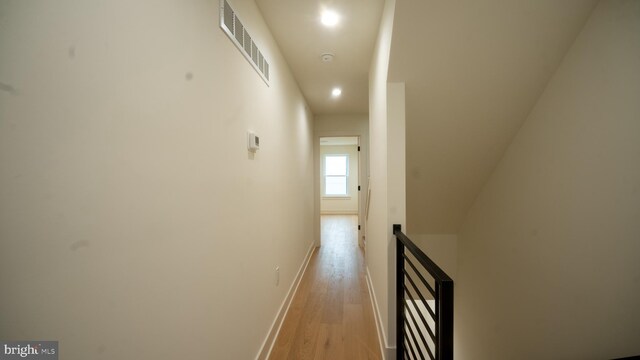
(324, 155, 348, 196)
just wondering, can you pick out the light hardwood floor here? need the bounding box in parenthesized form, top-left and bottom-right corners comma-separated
(269, 215, 382, 360)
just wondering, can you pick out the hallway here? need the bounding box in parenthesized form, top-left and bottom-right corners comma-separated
(269, 215, 382, 359)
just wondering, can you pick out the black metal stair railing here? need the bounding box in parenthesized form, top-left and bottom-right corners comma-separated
(394, 224, 453, 360)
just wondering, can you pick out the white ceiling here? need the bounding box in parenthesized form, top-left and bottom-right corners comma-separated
(256, 0, 384, 115)
(389, 0, 598, 233)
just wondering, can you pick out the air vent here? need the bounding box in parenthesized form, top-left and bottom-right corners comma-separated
(243, 30, 252, 55)
(251, 41, 258, 65)
(223, 1, 233, 32)
(219, 0, 270, 85)
(234, 19, 244, 45)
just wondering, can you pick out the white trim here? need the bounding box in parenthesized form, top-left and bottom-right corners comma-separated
(256, 242, 316, 360)
(320, 210, 358, 215)
(366, 267, 396, 360)
(321, 196, 352, 200)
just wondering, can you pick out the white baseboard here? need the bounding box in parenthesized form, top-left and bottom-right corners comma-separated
(256, 242, 316, 360)
(365, 267, 396, 360)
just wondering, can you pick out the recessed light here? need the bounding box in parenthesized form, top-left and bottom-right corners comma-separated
(331, 87, 342, 97)
(321, 9, 340, 27)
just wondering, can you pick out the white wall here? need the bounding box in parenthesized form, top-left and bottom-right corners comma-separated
(394, 0, 598, 236)
(456, 1, 640, 359)
(367, 0, 403, 357)
(314, 115, 369, 247)
(387, 81, 406, 254)
(0, 1, 314, 359)
(409, 234, 457, 281)
(320, 144, 359, 214)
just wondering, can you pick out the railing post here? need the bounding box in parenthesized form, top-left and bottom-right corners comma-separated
(394, 224, 405, 360)
(438, 280, 454, 360)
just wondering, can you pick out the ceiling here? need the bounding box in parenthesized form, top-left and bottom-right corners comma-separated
(257, 0, 599, 234)
(389, 0, 598, 233)
(256, 0, 384, 115)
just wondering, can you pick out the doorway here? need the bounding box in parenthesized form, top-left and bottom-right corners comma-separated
(319, 136, 361, 246)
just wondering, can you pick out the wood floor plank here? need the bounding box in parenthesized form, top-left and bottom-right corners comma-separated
(313, 323, 344, 360)
(269, 215, 382, 360)
(284, 292, 325, 360)
(343, 304, 366, 360)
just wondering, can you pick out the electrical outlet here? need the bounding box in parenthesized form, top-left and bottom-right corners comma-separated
(275, 266, 280, 286)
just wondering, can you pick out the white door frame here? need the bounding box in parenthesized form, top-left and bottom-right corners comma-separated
(316, 135, 363, 247)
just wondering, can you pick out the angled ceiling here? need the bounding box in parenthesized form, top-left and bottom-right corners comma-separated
(258, 0, 599, 233)
(256, 0, 384, 115)
(388, 0, 598, 233)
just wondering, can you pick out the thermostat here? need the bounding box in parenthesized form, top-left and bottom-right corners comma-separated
(247, 131, 260, 152)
